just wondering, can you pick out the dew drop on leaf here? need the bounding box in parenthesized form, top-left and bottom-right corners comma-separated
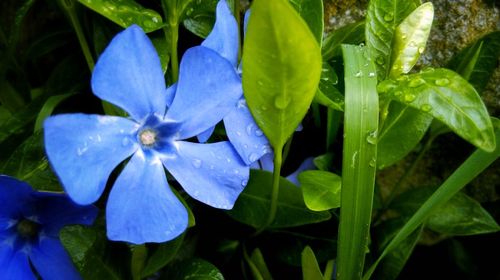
(274, 95, 290, 109)
(408, 78, 425, 88)
(383, 13, 394, 22)
(421, 104, 432, 112)
(404, 93, 416, 103)
(435, 78, 450, 86)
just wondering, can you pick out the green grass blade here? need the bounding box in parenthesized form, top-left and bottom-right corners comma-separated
(337, 44, 379, 280)
(363, 127, 500, 280)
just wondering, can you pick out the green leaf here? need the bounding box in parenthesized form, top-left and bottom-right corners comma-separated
(322, 21, 365, 61)
(447, 31, 500, 93)
(164, 259, 224, 280)
(242, 0, 322, 150)
(389, 2, 434, 78)
(298, 170, 341, 211)
(336, 45, 379, 280)
(289, 0, 324, 43)
(60, 225, 121, 280)
(182, 0, 218, 38)
(141, 234, 184, 278)
(365, 0, 421, 80)
(377, 102, 433, 169)
(314, 61, 344, 111)
(378, 68, 495, 152)
(427, 192, 500, 236)
(0, 95, 45, 144)
(1, 132, 61, 191)
(301, 246, 325, 280)
(228, 170, 331, 228)
(34, 93, 74, 132)
(250, 248, 274, 280)
(313, 153, 334, 171)
(374, 219, 423, 280)
(363, 128, 500, 279)
(131, 245, 147, 280)
(78, 0, 164, 33)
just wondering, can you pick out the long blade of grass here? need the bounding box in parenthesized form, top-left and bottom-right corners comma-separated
(363, 127, 500, 279)
(336, 44, 379, 280)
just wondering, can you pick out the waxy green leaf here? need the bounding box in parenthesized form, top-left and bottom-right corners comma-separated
(298, 170, 341, 211)
(250, 248, 274, 280)
(378, 68, 495, 152)
(389, 2, 434, 78)
(141, 235, 184, 278)
(447, 31, 500, 93)
(78, 0, 163, 33)
(289, 0, 324, 43)
(314, 61, 344, 111)
(228, 170, 331, 229)
(365, 0, 421, 80)
(242, 0, 322, 150)
(164, 259, 224, 280)
(182, 0, 218, 38)
(377, 102, 433, 169)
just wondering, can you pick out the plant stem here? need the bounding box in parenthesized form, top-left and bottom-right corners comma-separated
(168, 23, 179, 83)
(254, 148, 283, 235)
(61, 0, 95, 71)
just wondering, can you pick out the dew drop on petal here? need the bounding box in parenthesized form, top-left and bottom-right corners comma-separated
(192, 159, 202, 168)
(246, 124, 254, 135)
(248, 153, 259, 163)
(241, 179, 248, 186)
(122, 138, 129, 146)
(255, 129, 264, 136)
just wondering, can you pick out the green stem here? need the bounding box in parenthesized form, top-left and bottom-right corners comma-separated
(254, 148, 283, 235)
(61, 0, 95, 70)
(168, 23, 179, 83)
(384, 135, 435, 208)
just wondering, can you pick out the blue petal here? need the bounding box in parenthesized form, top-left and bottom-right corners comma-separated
(165, 83, 177, 108)
(286, 157, 315, 186)
(224, 98, 272, 165)
(165, 46, 242, 139)
(30, 237, 81, 280)
(162, 141, 249, 209)
(106, 151, 188, 244)
(0, 176, 33, 219)
(0, 245, 36, 280)
(44, 114, 139, 205)
(32, 192, 98, 236)
(253, 153, 274, 172)
(92, 25, 170, 120)
(197, 126, 216, 143)
(202, 0, 239, 66)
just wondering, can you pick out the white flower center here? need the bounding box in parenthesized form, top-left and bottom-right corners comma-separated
(139, 129, 157, 146)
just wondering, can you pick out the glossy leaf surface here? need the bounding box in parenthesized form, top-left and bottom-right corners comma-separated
(389, 2, 434, 78)
(242, 0, 322, 150)
(289, 0, 324, 43)
(365, 0, 420, 80)
(301, 246, 325, 280)
(378, 68, 495, 152)
(78, 0, 163, 33)
(298, 170, 341, 211)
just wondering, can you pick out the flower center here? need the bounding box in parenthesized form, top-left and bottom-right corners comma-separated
(17, 219, 40, 239)
(139, 129, 157, 146)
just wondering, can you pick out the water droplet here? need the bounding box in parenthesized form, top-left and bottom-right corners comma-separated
(255, 129, 264, 136)
(404, 93, 416, 103)
(376, 56, 384, 65)
(257, 80, 264, 86)
(122, 138, 129, 146)
(394, 91, 402, 97)
(77, 147, 87, 156)
(248, 153, 259, 162)
(237, 99, 247, 108)
(354, 70, 363, 77)
(408, 41, 417, 47)
(366, 130, 377, 144)
(408, 78, 425, 88)
(274, 96, 290, 109)
(435, 78, 449, 86)
(418, 46, 425, 54)
(192, 159, 202, 168)
(241, 179, 248, 186)
(368, 72, 376, 78)
(260, 105, 268, 111)
(246, 124, 254, 135)
(383, 13, 394, 22)
(421, 104, 432, 112)
(142, 19, 155, 28)
(236, 131, 242, 136)
(209, 165, 215, 170)
(369, 158, 376, 168)
(421, 67, 435, 73)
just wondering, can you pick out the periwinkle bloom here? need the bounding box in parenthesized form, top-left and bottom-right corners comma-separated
(44, 24, 249, 244)
(196, 0, 272, 165)
(0, 175, 97, 280)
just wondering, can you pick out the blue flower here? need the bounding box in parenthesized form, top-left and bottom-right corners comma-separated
(196, 0, 272, 165)
(0, 175, 97, 280)
(44, 25, 249, 244)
